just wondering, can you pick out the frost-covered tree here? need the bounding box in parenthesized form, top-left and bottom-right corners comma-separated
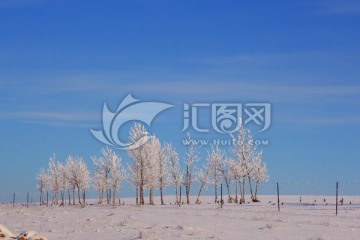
(128, 157, 141, 205)
(92, 147, 122, 205)
(143, 136, 160, 205)
(75, 158, 90, 206)
(230, 125, 267, 203)
(47, 154, 60, 206)
(158, 143, 170, 205)
(65, 155, 78, 205)
(58, 162, 68, 206)
(195, 168, 210, 204)
(39, 153, 91, 207)
(65, 155, 89, 205)
(218, 158, 232, 203)
(127, 123, 149, 205)
(36, 168, 47, 206)
(101, 147, 116, 204)
(184, 133, 199, 204)
(207, 145, 223, 203)
(228, 159, 241, 203)
(167, 144, 182, 205)
(92, 161, 106, 204)
(108, 152, 126, 206)
(251, 151, 269, 201)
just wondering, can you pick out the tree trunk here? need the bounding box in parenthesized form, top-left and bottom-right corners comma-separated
(196, 183, 205, 204)
(140, 185, 144, 205)
(186, 185, 190, 204)
(82, 190, 86, 206)
(186, 165, 190, 204)
(214, 167, 218, 203)
(118, 189, 121, 205)
(73, 188, 76, 205)
(239, 179, 245, 204)
(214, 184, 218, 203)
(136, 187, 139, 205)
(109, 189, 111, 204)
(175, 184, 179, 204)
(77, 187, 81, 205)
(60, 191, 64, 206)
(247, 176, 254, 201)
(140, 160, 145, 205)
(149, 189, 154, 205)
(106, 189, 109, 204)
(225, 179, 231, 203)
(53, 191, 58, 205)
(54, 191, 58, 205)
(68, 189, 71, 205)
(112, 188, 116, 206)
(254, 181, 259, 201)
(160, 184, 164, 205)
(235, 181, 238, 203)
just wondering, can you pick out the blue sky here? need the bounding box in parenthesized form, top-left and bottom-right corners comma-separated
(0, 0, 360, 198)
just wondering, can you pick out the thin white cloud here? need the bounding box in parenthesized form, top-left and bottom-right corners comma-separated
(314, 0, 360, 15)
(279, 116, 360, 126)
(0, 111, 98, 122)
(3, 75, 359, 104)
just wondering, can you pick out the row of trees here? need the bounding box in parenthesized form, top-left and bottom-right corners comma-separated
(36, 123, 268, 206)
(37, 148, 126, 206)
(37, 154, 91, 206)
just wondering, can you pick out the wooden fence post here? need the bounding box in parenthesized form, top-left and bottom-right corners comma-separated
(277, 182, 280, 212)
(336, 182, 339, 216)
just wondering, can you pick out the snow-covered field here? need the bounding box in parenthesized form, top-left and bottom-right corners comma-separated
(1, 195, 359, 240)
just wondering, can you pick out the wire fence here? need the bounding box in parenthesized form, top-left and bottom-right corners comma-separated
(0, 181, 359, 216)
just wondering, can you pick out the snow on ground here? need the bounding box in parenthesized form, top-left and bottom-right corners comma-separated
(1, 195, 360, 240)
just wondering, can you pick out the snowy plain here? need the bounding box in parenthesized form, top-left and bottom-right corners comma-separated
(1, 195, 359, 240)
